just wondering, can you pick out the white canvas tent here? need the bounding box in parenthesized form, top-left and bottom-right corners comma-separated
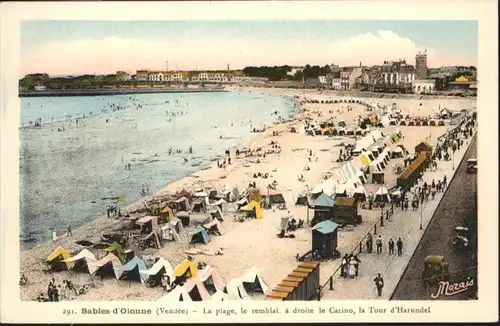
(169, 217, 184, 233)
(139, 258, 174, 282)
(161, 224, 180, 241)
(240, 267, 269, 294)
(62, 248, 96, 272)
(157, 286, 192, 302)
(207, 204, 225, 221)
(115, 256, 147, 282)
(370, 129, 384, 140)
(87, 253, 122, 279)
(199, 265, 227, 292)
(62, 248, 96, 264)
(224, 278, 251, 300)
(375, 186, 391, 202)
(353, 185, 368, 198)
(183, 276, 212, 301)
(312, 178, 338, 197)
(379, 115, 391, 127)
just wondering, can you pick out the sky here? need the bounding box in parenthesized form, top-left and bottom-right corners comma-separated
(21, 20, 478, 76)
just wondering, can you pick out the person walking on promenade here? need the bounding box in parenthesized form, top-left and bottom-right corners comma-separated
(397, 237, 404, 256)
(373, 273, 384, 297)
(352, 254, 361, 276)
(67, 225, 72, 237)
(341, 254, 349, 278)
(376, 235, 383, 255)
(388, 238, 395, 255)
(366, 232, 373, 253)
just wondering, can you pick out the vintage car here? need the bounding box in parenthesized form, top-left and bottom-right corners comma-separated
(422, 255, 450, 286)
(466, 159, 477, 174)
(452, 226, 469, 249)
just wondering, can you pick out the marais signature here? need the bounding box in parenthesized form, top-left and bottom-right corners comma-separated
(430, 277, 475, 299)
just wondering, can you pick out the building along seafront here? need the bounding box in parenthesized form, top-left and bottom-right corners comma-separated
(131, 69, 246, 84)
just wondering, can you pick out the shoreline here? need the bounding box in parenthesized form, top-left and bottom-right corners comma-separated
(18, 87, 226, 98)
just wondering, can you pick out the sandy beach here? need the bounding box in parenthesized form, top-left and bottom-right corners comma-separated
(19, 87, 476, 301)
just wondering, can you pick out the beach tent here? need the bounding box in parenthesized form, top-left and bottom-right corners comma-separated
(295, 192, 308, 206)
(236, 198, 249, 210)
(390, 146, 404, 158)
(359, 151, 372, 167)
(194, 191, 209, 197)
(264, 189, 286, 204)
(175, 211, 191, 227)
(159, 206, 174, 222)
(240, 266, 269, 294)
(312, 179, 337, 197)
(173, 196, 191, 211)
(140, 257, 174, 283)
(190, 225, 211, 244)
(161, 224, 180, 241)
(208, 205, 225, 221)
(191, 198, 205, 212)
(62, 248, 96, 272)
(224, 278, 251, 300)
(169, 217, 184, 234)
(183, 276, 212, 301)
(203, 218, 223, 236)
(199, 265, 227, 293)
(173, 259, 199, 280)
(211, 198, 227, 207)
(157, 286, 193, 302)
(242, 200, 264, 219)
(87, 253, 122, 279)
(379, 115, 391, 127)
(375, 187, 391, 202)
(311, 193, 335, 208)
(353, 185, 368, 201)
(212, 290, 230, 301)
(334, 184, 347, 197)
(115, 256, 147, 283)
(136, 215, 159, 233)
(125, 244, 143, 260)
(46, 247, 74, 270)
(103, 242, 125, 263)
(370, 129, 384, 140)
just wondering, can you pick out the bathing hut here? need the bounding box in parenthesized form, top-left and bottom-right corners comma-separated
(312, 220, 340, 259)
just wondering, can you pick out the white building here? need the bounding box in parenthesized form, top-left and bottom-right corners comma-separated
(148, 72, 164, 82)
(412, 79, 436, 94)
(318, 76, 327, 84)
(381, 72, 416, 85)
(340, 67, 362, 90)
(231, 76, 243, 83)
(332, 78, 342, 90)
(116, 71, 131, 81)
(198, 72, 209, 82)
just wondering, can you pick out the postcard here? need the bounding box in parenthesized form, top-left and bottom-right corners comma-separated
(0, 0, 498, 323)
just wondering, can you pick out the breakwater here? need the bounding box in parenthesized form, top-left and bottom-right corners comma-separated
(19, 87, 226, 98)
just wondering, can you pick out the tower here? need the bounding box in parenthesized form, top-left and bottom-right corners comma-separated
(415, 52, 428, 79)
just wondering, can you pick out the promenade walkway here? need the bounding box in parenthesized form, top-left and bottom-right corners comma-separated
(321, 128, 476, 300)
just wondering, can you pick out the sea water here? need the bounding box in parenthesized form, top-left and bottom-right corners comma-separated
(20, 91, 298, 248)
